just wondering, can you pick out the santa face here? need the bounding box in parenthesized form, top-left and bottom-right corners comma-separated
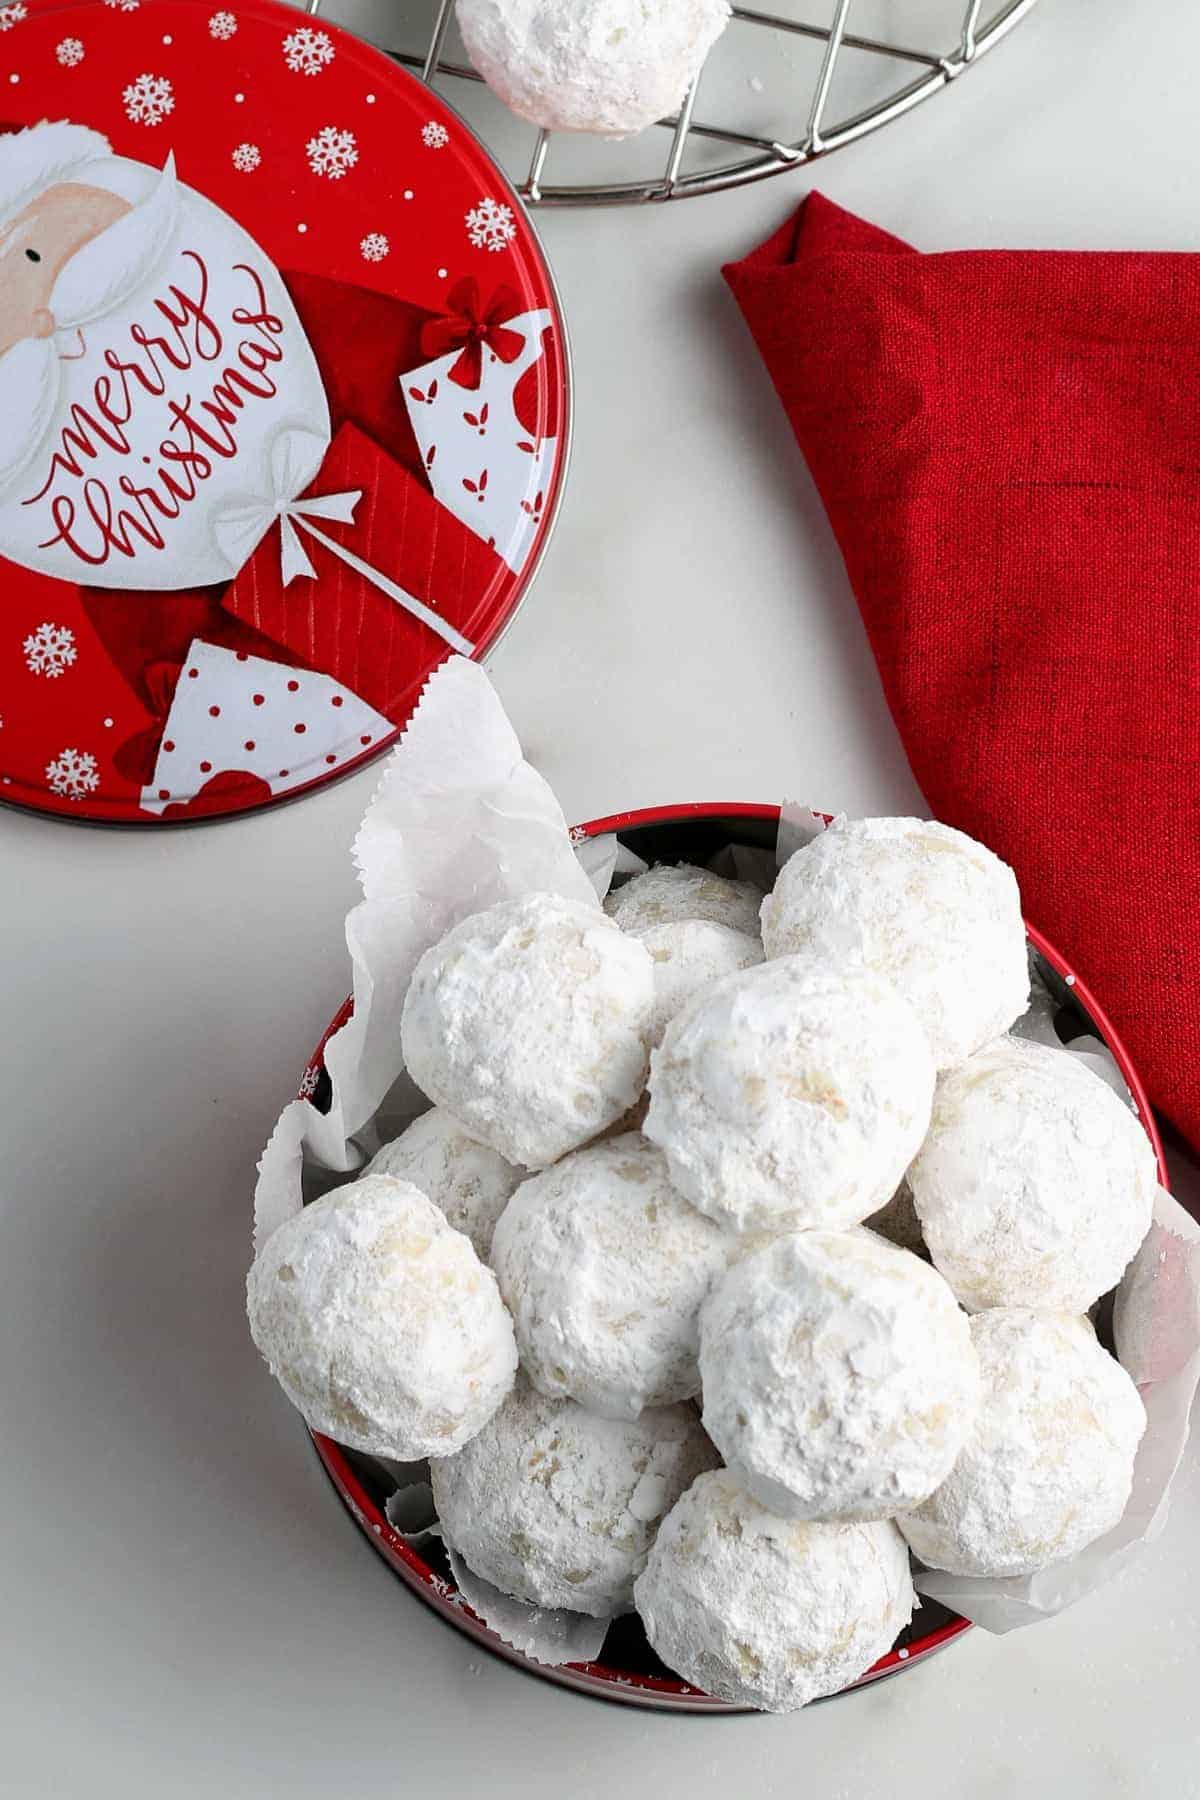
(0, 181, 131, 356)
(0, 130, 329, 588)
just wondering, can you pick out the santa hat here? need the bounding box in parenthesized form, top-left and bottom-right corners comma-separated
(0, 120, 113, 225)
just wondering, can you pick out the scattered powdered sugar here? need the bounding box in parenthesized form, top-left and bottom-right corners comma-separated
(898, 1310, 1146, 1578)
(909, 1036, 1157, 1313)
(429, 1379, 718, 1616)
(700, 1230, 980, 1521)
(634, 1470, 914, 1711)
(401, 892, 654, 1168)
(761, 816, 1029, 1070)
(365, 1105, 521, 1261)
(246, 1175, 516, 1459)
(455, 0, 731, 138)
(491, 1133, 732, 1419)
(644, 956, 935, 1233)
(605, 861, 763, 939)
(637, 918, 763, 1046)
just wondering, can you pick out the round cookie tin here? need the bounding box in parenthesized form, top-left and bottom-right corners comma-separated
(301, 802, 1166, 1710)
(0, 0, 568, 822)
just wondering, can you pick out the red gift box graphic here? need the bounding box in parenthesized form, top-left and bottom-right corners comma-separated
(221, 418, 509, 719)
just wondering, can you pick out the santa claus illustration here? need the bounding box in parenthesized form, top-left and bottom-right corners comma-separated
(0, 119, 561, 818)
(0, 123, 177, 488)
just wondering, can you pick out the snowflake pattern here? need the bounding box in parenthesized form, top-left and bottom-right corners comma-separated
(0, 2, 27, 28)
(208, 8, 237, 38)
(104, 0, 140, 10)
(231, 142, 261, 172)
(56, 35, 84, 64)
(297, 1064, 321, 1102)
(283, 24, 334, 75)
(306, 124, 357, 180)
(465, 197, 516, 254)
(23, 622, 77, 679)
(360, 231, 389, 263)
(123, 72, 175, 126)
(421, 120, 449, 149)
(45, 748, 99, 802)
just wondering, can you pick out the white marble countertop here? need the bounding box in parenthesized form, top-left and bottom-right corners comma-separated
(2, 1, 1197, 1793)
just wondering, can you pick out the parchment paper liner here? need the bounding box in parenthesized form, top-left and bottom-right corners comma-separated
(254, 658, 1200, 1661)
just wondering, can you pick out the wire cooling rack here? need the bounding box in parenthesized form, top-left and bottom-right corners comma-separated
(311, 0, 1040, 205)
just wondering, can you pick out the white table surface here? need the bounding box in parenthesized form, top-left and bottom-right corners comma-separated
(3, 2, 1198, 1793)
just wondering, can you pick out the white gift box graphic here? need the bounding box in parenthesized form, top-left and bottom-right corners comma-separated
(140, 636, 393, 813)
(401, 308, 558, 573)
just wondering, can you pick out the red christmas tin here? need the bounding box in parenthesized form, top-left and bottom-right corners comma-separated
(301, 803, 1167, 1711)
(0, 0, 568, 821)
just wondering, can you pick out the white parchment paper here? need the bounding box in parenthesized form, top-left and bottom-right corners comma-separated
(253, 656, 596, 1253)
(253, 656, 1200, 1657)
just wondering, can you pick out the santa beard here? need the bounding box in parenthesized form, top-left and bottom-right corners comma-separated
(0, 154, 179, 495)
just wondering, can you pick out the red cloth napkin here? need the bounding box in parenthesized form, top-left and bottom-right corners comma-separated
(724, 193, 1200, 1148)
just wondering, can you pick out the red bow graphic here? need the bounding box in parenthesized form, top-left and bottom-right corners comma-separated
(418, 278, 526, 390)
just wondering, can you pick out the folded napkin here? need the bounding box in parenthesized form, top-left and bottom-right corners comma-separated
(725, 194, 1200, 1148)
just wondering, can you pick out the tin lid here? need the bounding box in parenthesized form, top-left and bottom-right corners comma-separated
(0, 0, 568, 822)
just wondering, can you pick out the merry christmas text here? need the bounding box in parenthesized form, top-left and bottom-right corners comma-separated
(25, 251, 290, 567)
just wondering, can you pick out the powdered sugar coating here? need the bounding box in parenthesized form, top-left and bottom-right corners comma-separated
(492, 1133, 732, 1419)
(634, 1471, 914, 1711)
(605, 862, 763, 938)
(430, 1380, 719, 1615)
(401, 892, 654, 1168)
(898, 1310, 1146, 1577)
(761, 817, 1029, 1070)
(700, 1231, 979, 1520)
(639, 919, 763, 1046)
(644, 956, 935, 1232)
(365, 1106, 520, 1260)
(246, 1175, 517, 1460)
(456, 0, 731, 139)
(909, 1036, 1156, 1313)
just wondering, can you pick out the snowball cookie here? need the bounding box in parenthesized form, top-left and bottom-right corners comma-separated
(761, 817, 1028, 1070)
(365, 1107, 520, 1261)
(457, 0, 730, 140)
(605, 862, 762, 939)
(640, 919, 763, 1047)
(908, 1035, 1157, 1313)
(898, 1310, 1146, 1577)
(644, 956, 935, 1233)
(430, 1381, 718, 1616)
(401, 892, 654, 1169)
(700, 1231, 979, 1521)
(634, 1471, 914, 1712)
(246, 1175, 517, 1460)
(492, 1133, 731, 1419)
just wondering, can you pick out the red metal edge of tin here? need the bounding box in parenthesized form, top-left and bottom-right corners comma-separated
(304, 801, 1168, 1711)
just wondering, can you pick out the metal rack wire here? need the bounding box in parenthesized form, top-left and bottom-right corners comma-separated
(310, 0, 1040, 205)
